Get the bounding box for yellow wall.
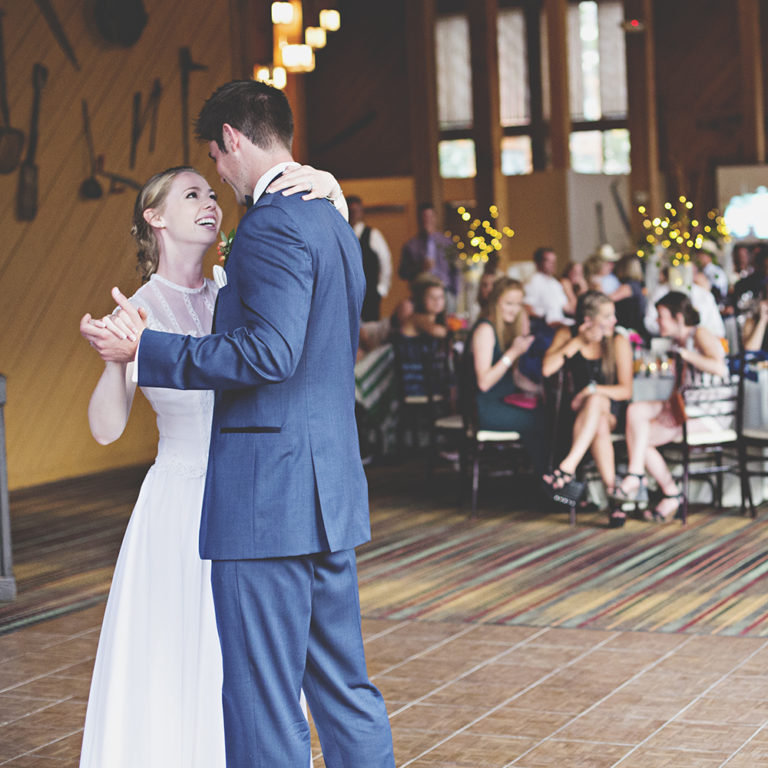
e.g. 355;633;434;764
2;0;238;488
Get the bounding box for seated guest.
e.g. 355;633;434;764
524;246;570;326
645;266;726;339
394;276;448;398
743;296;768;352
728;242;754;290
400;275;448;339
560;260;588;317
590;245;621;295
469;277;547;471
733;245;768;309
610;254;647;338
541;292;632;519
470;267;500;324
523;247;573;385
613;292;727;522
695;245;728;304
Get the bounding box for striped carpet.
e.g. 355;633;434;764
2;463;768;637
359;467;768;636
0;466;148;634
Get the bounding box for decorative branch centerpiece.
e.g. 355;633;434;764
636;195;730;292
446;203;516;316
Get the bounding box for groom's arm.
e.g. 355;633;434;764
139;206;313;391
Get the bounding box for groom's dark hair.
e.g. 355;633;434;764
195;80;294;153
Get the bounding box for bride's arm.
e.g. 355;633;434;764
267;165;348;221
87;362;138;445
80;312;139;444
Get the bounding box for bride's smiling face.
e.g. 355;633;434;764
147;171;222;249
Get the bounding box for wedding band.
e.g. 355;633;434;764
307;183;313;193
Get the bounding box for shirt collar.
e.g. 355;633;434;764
251;161;300;204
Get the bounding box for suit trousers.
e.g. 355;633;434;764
211;550;394;768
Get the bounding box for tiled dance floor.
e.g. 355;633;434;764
2;605;768;766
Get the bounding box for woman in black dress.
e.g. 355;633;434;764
541;291;633;521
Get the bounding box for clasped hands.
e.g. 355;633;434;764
80;287;147;363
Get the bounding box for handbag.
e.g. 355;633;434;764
503;392;539;410
667;388;687;425
667;357;687;425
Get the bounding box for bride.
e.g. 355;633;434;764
78;163;346;767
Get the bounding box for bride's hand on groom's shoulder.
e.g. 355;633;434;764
79;288;147;363
267;165;342;204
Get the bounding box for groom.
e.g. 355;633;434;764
97;80;394;767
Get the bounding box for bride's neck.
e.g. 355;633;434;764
155;245;206;289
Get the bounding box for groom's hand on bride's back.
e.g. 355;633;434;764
79;287;147;363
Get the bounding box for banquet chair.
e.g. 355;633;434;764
659;353;744;524
736;349;768;518
458;345;528;518
391;334;453;468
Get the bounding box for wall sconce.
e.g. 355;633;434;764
305;26;326;49
271;2;294;25
319;9;340;32
254;64;287;90
280;43;314;73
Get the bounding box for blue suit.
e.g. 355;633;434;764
138;184;394;767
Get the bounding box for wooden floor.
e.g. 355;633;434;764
2;465;768;766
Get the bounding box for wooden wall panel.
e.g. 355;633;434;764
1;0;241;489
654;0;744;207
304;0;412;179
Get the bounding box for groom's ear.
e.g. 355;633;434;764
222;123;239;153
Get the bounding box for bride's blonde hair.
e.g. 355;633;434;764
131;166;198;282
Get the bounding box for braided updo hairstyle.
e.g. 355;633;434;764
131;166;198;282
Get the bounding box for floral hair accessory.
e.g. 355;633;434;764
217;228;236;264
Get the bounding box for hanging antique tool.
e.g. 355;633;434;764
79;100;103;199
179;47;207;164
98;167;142;192
94;0;148;48
130;78;162;169
0;11;24;173
17;63;48;222
33;0;80;71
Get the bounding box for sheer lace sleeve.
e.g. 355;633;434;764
129;275;218;337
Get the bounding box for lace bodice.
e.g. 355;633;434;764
130;274;218;477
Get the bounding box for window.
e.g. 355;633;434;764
436;15;472;130
568;1;627;121
568;0;629;172
501;136;533;176
498;8;529;127
439;139;476;178
570;128;630;174
434;1;629;177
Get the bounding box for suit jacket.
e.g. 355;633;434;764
137;189;371;560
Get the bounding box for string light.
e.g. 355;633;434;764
636;197;730;263
448;204;515;267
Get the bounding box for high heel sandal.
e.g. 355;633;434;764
608;508;627;528
609;473;649;509
542;467;585;508
542;466;572;490
645;491;684;523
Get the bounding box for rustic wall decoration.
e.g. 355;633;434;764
0;11;24;174
130;78;162;169
16;63;47;222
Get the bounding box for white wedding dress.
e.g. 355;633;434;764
79;274;225;767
